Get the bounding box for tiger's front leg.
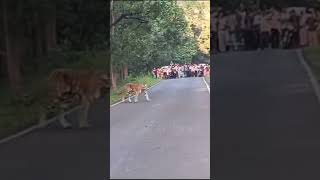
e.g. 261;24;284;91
134;92;139;103
145;91;151;101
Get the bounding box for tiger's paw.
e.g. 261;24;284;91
62;123;72;129
79;122;92;129
63;125;73;129
79;124;92;129
59;118;72;129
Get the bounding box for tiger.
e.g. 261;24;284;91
117;83;151;103
39;68;110;129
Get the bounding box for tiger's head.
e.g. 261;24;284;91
93;71;111;99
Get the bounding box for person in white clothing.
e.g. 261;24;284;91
218;11;228;52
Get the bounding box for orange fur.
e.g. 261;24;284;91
42;68;110;128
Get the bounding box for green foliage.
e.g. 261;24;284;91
178;1;210;55
55;0;108;50
111;0;199;75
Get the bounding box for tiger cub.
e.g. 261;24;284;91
118;83;151;103
39;68;110;129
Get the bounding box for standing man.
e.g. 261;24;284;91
253;9;263;49
236;4;247;50
270;7;281;49
218;11;228;53
306;8;319;47
227;10;237;51
152;68;157;78
260;10;271;50
289;10;300;48
212;8;219;53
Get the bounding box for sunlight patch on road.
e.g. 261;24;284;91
193;88;208;92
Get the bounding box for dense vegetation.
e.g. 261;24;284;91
0;0;108;98
0;0;107;139
110;0;210;89
0;0;210;138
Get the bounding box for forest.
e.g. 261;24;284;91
0;0;210;138
110;0;210;89
0;0;107;138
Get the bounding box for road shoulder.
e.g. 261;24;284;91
297;49;320;105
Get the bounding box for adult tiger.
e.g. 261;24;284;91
39;68;110;129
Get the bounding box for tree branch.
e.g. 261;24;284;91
111;13;148;27
124;16;148;23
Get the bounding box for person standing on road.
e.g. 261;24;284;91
218;11;228;52
280;8;291;49
260;10;271;50
212;8;219;53
289;10;300;48
306;8;319;47
152;68;157;79
253;9;262;50
227;10;237;51
237;4;247;50
270;7;281;49
299;9;310;47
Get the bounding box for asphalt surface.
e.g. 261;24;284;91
110;77;210;179
213;49;320;180
0;99;109;180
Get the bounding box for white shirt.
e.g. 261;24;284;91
253;14;262;26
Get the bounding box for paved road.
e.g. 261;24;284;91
0;99;109;180
110;77;210;179
213;49;320;180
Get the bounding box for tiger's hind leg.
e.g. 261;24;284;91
58;113;72;129
78;99;91;128
145;91;151;101
128;95;132;103
38;102;72;129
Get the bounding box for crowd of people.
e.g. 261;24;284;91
212;4;320;53
152;62;210;79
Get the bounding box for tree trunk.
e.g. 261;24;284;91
3;0;22;97
52;7;57;48
118;67;123;80
111;64;117;89
33;12;44;57
44;3;57;52
110;0;117;89
123;64;128;78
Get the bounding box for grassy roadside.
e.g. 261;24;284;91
303;47;320;81
0;51;108;140
110;74;161;105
